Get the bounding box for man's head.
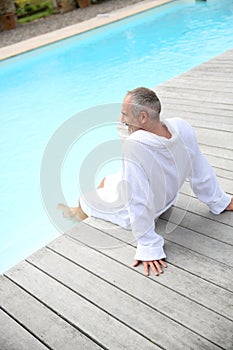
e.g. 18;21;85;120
121;87;161;134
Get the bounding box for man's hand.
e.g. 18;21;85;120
225;197;233;211
133;259;167;276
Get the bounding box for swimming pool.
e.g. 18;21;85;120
0;0;233;274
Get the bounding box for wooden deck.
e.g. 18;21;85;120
1;49;233;350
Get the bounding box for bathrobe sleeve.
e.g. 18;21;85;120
122;156;166;261
185;124;231;214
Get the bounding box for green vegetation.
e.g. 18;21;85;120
13;0;107;24
14;0;54;23
15;0;48;8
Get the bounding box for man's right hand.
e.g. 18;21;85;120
225;197;233;211
133;259;167;276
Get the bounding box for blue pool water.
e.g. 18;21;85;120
0;0;233;273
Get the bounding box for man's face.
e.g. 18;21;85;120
120;95;141;135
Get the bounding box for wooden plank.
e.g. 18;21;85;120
212;167;233;181
201;58;233;63
203;154;233;172
159;95;233;112
85;217;233;292
161;206;233;245
164;111;233;127
176;191;233;225
156;88;233;105
179;173;233;200
192;128;233;150
180;181;232;211
0;308;48;350
156;220;233;267
177;69;233;80
190;60;233;70
212;54;233;60
179;58;233;65
54;226;233;348
158;84;233;95
163;105;233;120
46;232;233;322
181;176;232;199
204;59;233;64
191;66;233;74
161;96;233;114
187;116;233;128
0;276;101;350
180;168;232;198
180;72;233;83
181;118;233;133
159;78;233;91
27;247;221;350
213;50;233;59
199;144;233;161
212;177;232;194
4;261;160;350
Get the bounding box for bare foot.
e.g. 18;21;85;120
57;203;88;221
225;197;233;211
57;203;77;219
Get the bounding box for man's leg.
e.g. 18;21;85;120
57;178;106;221
57;203;88;221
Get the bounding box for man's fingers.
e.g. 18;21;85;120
133;259;167;276
143;261;159;277
133;260;140;267
149;262;159;276
150;260;167;276
142;261;149;276
158;260;167;268
153;261;163;274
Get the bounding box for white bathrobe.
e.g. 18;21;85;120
80;117;231;261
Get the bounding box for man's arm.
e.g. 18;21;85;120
122;155;167;276
183;122;232;213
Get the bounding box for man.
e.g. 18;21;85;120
59;87;233;276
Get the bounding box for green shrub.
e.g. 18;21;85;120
16;1;53;19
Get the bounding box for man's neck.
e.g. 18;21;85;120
144;121;172;139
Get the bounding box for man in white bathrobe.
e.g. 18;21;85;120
59;87;233;276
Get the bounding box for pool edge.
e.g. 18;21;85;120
0;0;173;61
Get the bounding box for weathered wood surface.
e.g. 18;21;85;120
1;49;233;349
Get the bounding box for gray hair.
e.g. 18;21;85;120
127;87;161;120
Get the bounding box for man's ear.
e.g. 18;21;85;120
140;111;149;124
